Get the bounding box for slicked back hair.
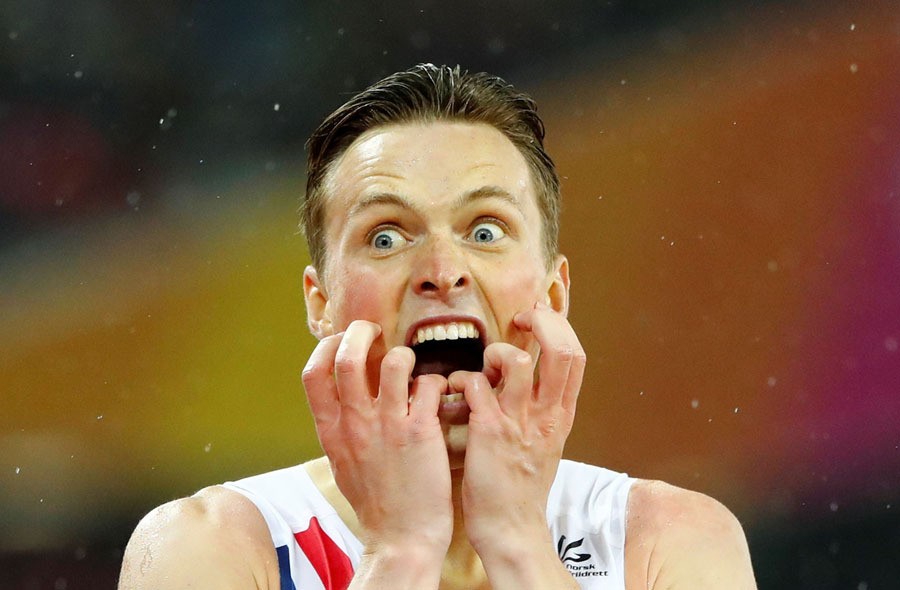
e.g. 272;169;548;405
301;63;561;273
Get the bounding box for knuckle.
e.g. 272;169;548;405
513;352;533;367
381;354;408;374
334;356;364;375
550;344;575;362
573;350;587;367
301;362;328;384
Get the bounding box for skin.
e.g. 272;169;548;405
118;121;757;589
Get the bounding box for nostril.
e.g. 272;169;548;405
416;275;467;294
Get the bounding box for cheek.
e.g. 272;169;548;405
494;266;547;347
496;266;545;308
329;264;401;327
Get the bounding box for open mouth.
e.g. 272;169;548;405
409;321;485;378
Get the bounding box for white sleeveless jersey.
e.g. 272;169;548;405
223;459;633;590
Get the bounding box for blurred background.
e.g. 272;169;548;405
1;0;898;588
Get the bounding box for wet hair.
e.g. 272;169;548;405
301;63;560;272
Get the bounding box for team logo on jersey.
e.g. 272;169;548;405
557;535;609;578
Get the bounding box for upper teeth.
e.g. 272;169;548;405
412;321;479;346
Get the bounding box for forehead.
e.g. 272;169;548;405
322;121;537;217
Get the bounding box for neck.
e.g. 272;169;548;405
304;458;489;590
440;469;488;590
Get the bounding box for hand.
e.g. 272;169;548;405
449;303;585;557
302;320;454;555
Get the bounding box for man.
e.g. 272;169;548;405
119;64;757;589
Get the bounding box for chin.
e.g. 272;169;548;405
444;423;468;469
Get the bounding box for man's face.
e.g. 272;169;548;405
304;121;568;459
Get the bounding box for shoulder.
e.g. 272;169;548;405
118;486;280;589
624;479;757;590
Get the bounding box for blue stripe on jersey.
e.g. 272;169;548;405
275;544;297;590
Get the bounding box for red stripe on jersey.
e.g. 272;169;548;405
293;517;353;590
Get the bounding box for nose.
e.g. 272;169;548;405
412;236;471;299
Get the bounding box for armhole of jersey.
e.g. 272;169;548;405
612;473;635;556
222;468;363;589
221;480;295;543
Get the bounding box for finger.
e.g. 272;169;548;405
377;346;416;416
334;320;382;406
301;333;345;426
483;342;533;416
448;370;496;416
408;374;447;420
515;303;585;411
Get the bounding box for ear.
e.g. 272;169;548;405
546;255;570;316
303;265;333;339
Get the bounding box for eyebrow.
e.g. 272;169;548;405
349;185;527;218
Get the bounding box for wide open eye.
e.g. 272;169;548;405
469;221;506;243
370;228;407;250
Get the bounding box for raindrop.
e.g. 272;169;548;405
73;70;83;79
96;415;103;420
204;443;212;453
126;191;141;208
167;108;178;118
54;577;68;590
9;31;19;40
733;407;740;414
850;63;859;73
884;336;898;352
691;399;699;409
767;260;779;272
273;103;280;111
858;583;868;590
850;23;856;31
15;467;20;474
830;501;839;512
767;376;777;387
